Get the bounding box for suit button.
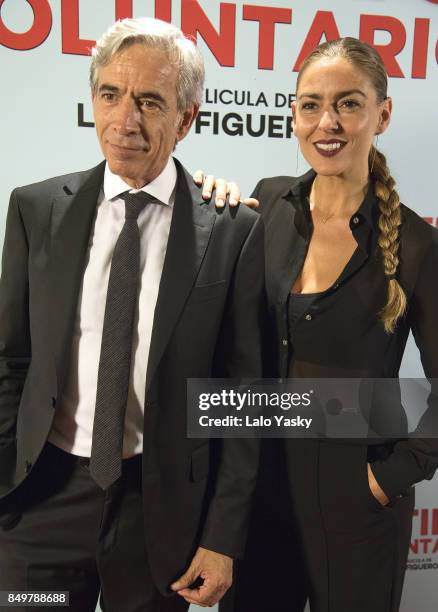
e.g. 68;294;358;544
282;339;288;346
25;460;32;474
305;314;313;321
352;216;360;225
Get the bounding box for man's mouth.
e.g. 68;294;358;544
108;143;146;158
110;143;143;152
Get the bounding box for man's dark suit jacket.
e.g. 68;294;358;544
0;158;265;594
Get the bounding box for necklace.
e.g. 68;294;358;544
309;198;335;224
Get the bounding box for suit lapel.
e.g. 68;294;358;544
145;159;216;391
49;162;105;392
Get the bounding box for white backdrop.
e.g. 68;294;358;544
1;1;437;610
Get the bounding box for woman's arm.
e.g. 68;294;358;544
371;230;438;499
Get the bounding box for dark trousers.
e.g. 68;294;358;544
221;440;414;612
0;442;189;612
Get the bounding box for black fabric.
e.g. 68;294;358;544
90;191;154;490
252;171;438;497
0;441;189;612
287;291;321;334
283;441;414;612
0;159;265;594
221;172;437;612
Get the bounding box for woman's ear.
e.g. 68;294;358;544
376;96;392;135
291;101;297;130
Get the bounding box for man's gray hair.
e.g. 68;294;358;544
90;18;205;112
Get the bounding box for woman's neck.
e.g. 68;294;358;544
310;173;369;220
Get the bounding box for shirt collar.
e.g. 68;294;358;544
286;169;377;231
103;156;177;206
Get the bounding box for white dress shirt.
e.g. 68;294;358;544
49;157;177;457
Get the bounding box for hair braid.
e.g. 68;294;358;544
370;146;407;333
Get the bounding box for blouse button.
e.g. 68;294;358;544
305;314;313;321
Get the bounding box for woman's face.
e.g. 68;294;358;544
292;57;392;179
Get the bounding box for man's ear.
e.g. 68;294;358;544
176;105;199;142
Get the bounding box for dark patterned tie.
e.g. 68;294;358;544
90;191;154;490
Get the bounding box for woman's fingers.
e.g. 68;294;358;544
192;171;255;208
241;197;260;209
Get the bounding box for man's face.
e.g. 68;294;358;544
92;43;198;188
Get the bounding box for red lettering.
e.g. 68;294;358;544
409;540;418;554
293;11;341;72
412;18;429;78
155;0;172;22
425;217;438;228
61;0;95;56
0;0;52;50
359;15;405;78
421;508;428;536
115;0;132;20
419;537;432;553
433;509;438;535
181;1;236;67
242;5;292;70
434;538;438;554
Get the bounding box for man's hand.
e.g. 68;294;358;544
193;170;259;209
170;546;233;607
367;463;390;506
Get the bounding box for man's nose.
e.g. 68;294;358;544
113;98;141;134
318;108;340;131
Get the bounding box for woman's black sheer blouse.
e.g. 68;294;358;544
252;169;438;500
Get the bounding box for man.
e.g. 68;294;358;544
0;18;264;612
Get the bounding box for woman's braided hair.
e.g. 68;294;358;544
297;37;406;333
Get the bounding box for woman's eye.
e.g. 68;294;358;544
338;99;360;111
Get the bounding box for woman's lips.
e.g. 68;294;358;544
313;140;347;158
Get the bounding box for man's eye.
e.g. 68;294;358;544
101;93;115;102
140;99;160;110
301;102;318;111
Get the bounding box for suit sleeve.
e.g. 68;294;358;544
199;213;266;558
0;189;31;449
371;232;438;499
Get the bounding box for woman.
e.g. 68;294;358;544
198;37;438;612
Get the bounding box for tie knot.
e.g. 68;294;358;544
120;191;154;220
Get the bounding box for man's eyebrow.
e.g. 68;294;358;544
97;84;120;94
136;91;166;104
297;93;322;101
298;89;366;101
97;85;166;105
